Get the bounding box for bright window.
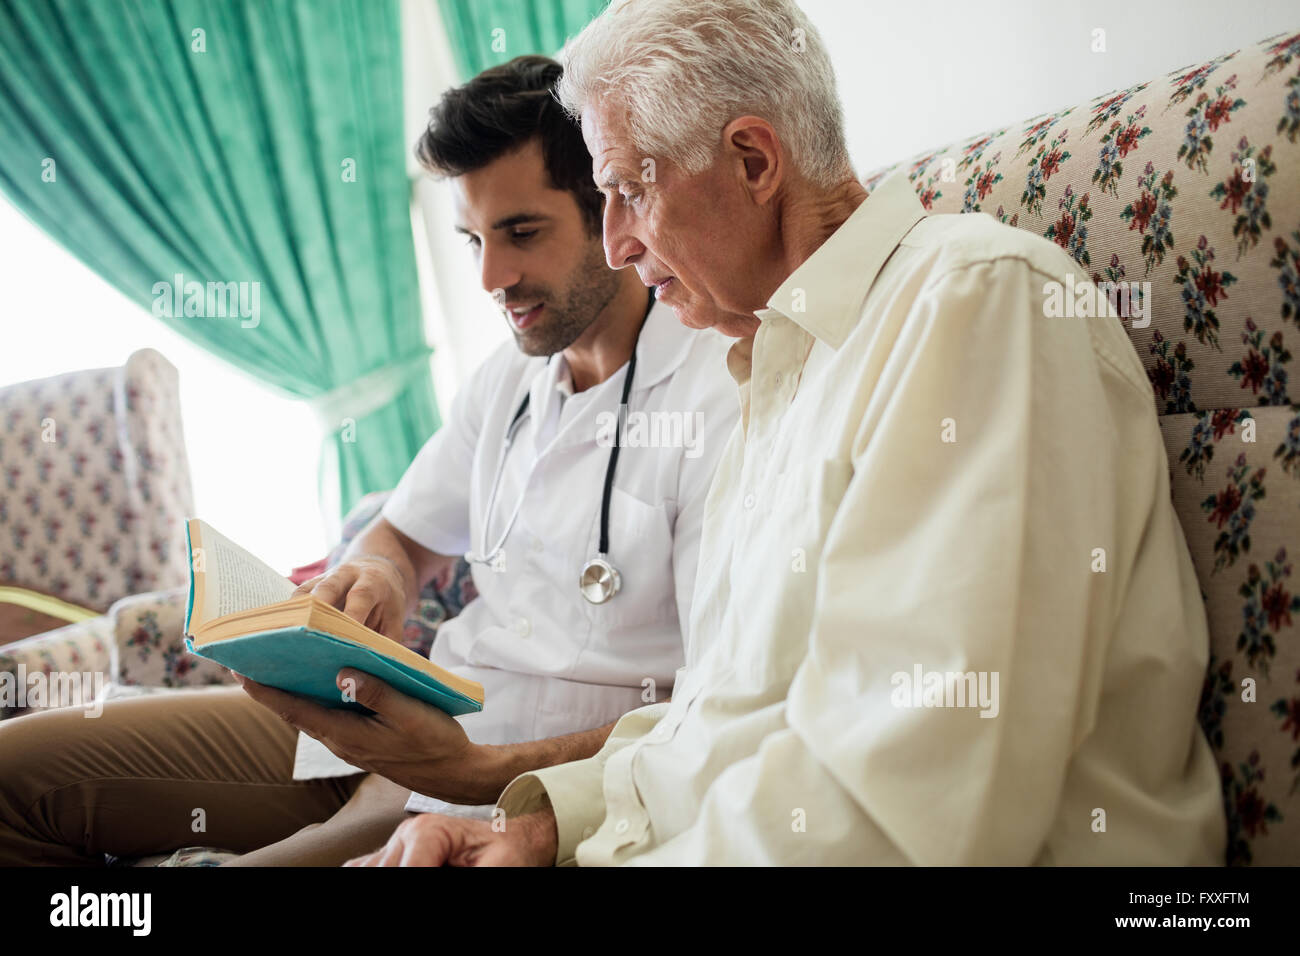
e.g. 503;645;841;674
0;197;328;574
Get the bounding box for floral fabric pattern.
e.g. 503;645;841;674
0;349;193;614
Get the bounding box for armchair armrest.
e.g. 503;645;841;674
0;617;114;719
110;588;232;689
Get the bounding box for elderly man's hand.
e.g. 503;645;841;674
234;667;501;804
344;808;558;867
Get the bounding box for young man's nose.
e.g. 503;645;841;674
479;244;522;296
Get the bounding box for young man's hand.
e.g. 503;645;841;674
234;667;500;802
343;808;558;867
295;554;408;642
236;665;620;804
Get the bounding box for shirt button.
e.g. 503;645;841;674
614;818;630;834
515;617;531;637
773;373;782;387
531;536;543;553
743;493;756;509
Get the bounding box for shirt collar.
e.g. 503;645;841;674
548;354;575;399
757;170;927;350
527;353;573;448
631;298;695;393
523;297;692;444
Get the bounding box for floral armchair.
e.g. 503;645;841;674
0;348;475;721
0;348;194;713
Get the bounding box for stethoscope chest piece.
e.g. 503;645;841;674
474;290;653;605
579;556;622;604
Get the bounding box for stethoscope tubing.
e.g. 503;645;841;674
470;296;652;589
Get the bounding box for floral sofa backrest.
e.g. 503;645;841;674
863;30;1300;865
0;348;194;615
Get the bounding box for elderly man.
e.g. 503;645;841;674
349;0;1225;866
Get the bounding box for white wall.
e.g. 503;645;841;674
798;0;1300;176
403;0;509;409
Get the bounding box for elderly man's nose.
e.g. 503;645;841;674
603;203;644;269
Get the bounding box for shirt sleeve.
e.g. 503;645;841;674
497;702;670;865
624;256;1169;865
381;348;505;556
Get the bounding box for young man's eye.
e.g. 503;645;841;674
511;229;538;242
464;234;481;249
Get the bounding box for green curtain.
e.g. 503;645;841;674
0;0;438;520
436;0;608;78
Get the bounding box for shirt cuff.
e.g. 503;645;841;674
379;496;468;559
497;757;609;867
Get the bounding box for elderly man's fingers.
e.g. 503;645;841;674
375;830;412;867
396;816;459;867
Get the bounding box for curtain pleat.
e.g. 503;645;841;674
434;0;608;79
0;0;440;519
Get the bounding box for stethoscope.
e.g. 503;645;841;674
466;308;647;604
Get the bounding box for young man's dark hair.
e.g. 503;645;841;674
416;55;602;236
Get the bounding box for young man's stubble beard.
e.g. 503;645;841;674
510;233;625;357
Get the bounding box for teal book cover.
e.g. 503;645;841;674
184;628;483;716
183;520;483;716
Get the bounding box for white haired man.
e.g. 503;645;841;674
348;0;1226;866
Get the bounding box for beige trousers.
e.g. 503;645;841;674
0;687;411;866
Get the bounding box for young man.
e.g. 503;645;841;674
0;55;736;866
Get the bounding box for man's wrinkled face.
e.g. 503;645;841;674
584;100;753;333
452;137;620;356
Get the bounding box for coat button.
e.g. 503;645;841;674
614;818;630;834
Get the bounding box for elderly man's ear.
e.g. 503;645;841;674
722;115;784;204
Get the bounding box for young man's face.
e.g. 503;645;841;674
451;137;621;356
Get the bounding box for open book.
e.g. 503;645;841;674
183;518;484;716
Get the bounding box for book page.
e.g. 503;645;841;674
192;519;297;625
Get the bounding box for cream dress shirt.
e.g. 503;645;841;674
497;171;1226;865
